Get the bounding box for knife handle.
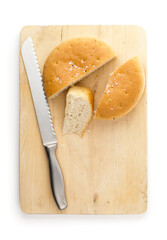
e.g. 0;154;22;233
45;144;67;210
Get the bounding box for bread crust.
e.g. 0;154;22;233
43;38;116;99
94;57;145;120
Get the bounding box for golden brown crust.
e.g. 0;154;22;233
94;57;145;120
43;38;116;98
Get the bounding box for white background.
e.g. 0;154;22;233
1;0;167;239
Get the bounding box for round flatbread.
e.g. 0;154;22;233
43;38;116;99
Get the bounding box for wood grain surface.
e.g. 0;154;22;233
20;25;147;214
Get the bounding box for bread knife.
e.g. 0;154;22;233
21;37;67;210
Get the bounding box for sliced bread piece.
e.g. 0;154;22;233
43;38;116;99
94;57;145;120
63;86;93;136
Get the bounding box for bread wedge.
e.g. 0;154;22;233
63;86;93;136
94;57;145;120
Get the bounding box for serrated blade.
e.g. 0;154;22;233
21;37;57;146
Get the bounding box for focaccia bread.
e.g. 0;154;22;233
43;38;116;99
94;57;145;120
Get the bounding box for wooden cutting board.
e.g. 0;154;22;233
20;25;147;214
